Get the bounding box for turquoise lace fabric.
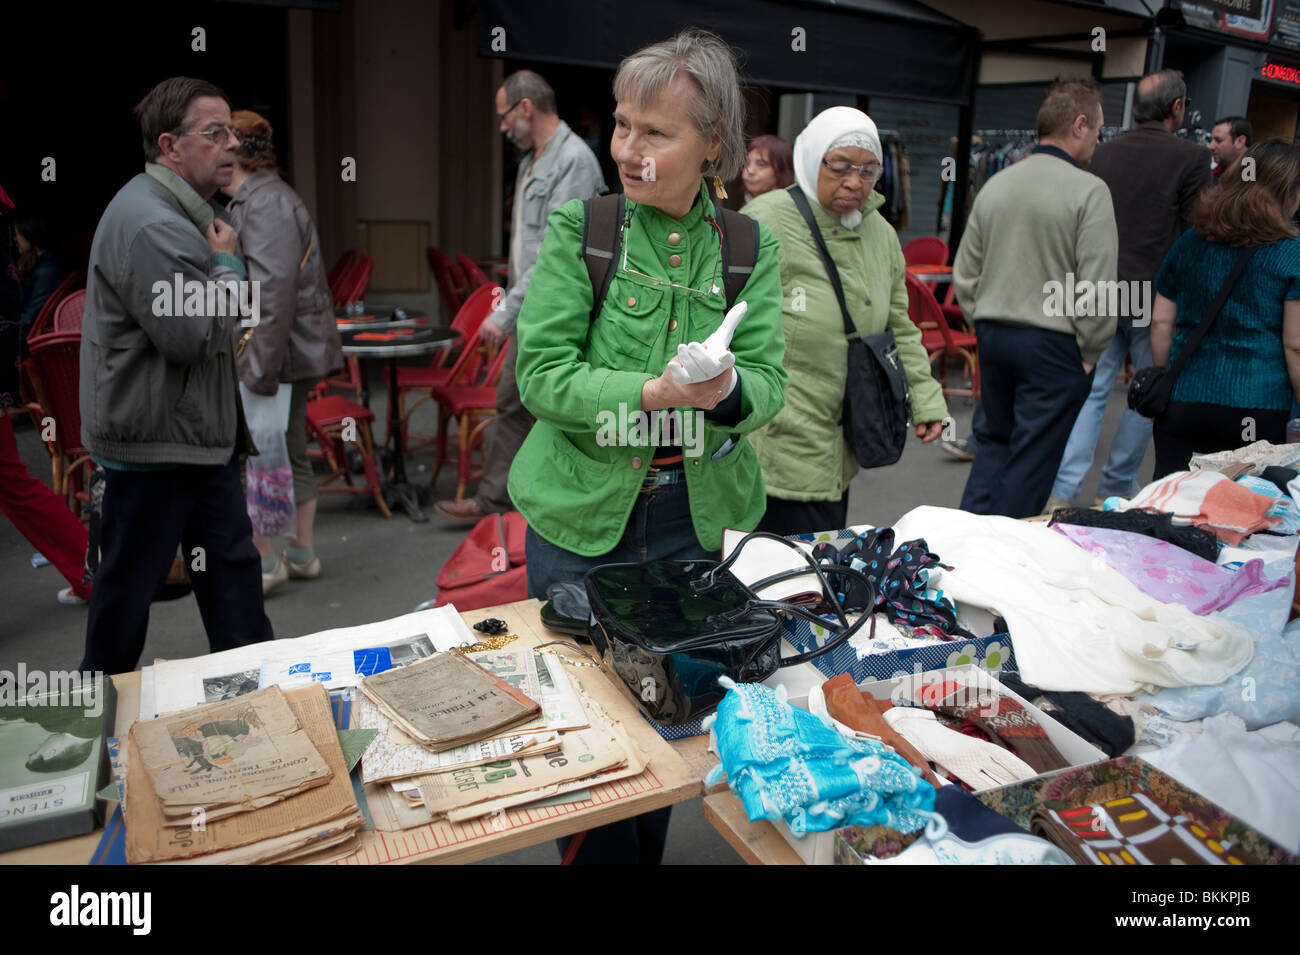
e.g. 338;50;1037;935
704;678;944;837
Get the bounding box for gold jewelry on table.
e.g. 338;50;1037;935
454;632;518;654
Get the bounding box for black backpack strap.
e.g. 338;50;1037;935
582;193;625;323
715;203;758;309
787;184;857;338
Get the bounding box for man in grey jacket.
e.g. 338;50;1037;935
79;76;273;675
435;70;604;523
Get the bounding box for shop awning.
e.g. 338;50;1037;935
476;0;978;105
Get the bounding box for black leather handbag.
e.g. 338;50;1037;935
584;531;876;725
1128;245;1257;419
788;185;910;468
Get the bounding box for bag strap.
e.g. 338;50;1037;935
697;530;876;666
715;204;758;307
1166;244;1258;382
788;184;857;339
582;193;625;323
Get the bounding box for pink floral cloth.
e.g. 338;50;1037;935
1052;524;1286;614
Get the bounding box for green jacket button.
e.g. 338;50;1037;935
630;456;643;469
668;254;682;268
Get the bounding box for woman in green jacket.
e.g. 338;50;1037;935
742;107;948;535
508;30;786;595
506;28;786;866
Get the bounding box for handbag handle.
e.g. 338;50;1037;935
1165;244;1257;384
787;185;860;339
698;530;877;668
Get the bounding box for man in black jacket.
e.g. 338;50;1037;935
1047;70;1212;510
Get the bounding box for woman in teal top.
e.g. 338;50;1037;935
1150;141;1300;478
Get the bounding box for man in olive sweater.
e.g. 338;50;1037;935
953;76;1118;518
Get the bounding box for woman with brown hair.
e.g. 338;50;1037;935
741;133;793;201
1148;140;1300;478
224;110;343;593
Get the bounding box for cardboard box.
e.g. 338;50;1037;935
771;665;1107;865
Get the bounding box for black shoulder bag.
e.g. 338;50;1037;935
787;185;909;468
1127;245;1257;418
584;531;877;725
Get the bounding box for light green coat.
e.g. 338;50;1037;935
508;182;787;555
741;187;948;501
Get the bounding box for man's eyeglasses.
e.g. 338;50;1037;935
822;158;882;181
497;100;523;123
175;124;240;145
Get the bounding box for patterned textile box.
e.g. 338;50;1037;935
975;755;1296;865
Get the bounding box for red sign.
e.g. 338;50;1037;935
1261;61;1300;83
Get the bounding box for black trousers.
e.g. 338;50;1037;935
758;491;851;537
1153;402;1288;480
960;322;1093;518
81;454;274;674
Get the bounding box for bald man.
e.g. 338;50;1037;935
1046;69;1212;512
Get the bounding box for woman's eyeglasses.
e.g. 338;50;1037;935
822;158;882;181
620;206;723;300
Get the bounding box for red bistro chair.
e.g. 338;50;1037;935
429;340;510;502
905;271;980;399
26;270;83;342
52;288;87;333
327;249;357;297
25;331;93;514
457;253;489;291
427;246;470;321
385;282;499;453
304;394;392;518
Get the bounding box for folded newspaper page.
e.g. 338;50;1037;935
357;695;559;784
130;685;333;823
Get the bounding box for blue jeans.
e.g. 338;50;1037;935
525;475;713;600
1050;319;1154;502
526;474;711;865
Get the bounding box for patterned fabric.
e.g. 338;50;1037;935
704;679;941;837
810;528;973;638
1109;470;1279;546
974;756;1296;865
1031;792;1263;865
933;688;1071;774
1235;474;1300;535
1052;523;1286;614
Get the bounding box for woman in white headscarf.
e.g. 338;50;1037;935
741;107;949;535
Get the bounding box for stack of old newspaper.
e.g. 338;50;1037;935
123;683;364;864
358;648;647;829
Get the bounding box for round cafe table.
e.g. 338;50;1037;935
340;324;459;522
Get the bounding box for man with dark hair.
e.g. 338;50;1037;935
435;69;603;524
1210;116;1252;178
953;76;1118;518
1046;70;1212;512
79;76;273;674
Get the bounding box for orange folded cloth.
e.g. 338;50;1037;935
822;673;942;787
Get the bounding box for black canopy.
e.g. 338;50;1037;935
477;0;977;106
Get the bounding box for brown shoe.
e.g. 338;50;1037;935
435;498;487;524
